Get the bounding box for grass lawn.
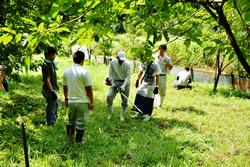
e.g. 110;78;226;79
0;57;249;166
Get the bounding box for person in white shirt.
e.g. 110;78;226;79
174;67;192;90
63;51;94;144
154;44;173;107
132;59;160;121
106;52;131;121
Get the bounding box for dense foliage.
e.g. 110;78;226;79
0;0;249;76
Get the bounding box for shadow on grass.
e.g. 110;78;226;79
0;74;208;166
153;118;198;131
170;106;206;115
1;91;44;120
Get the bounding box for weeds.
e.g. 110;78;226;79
0;58;249;166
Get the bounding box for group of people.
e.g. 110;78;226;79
41;44;192;144
106;44;173;122
42;47;93;144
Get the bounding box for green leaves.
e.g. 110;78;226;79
49;3;60;18
203;46;217;56
237;0;250;21
0;34;13;45
37;23;45;32
184;39;191;48
24;55;31;74
21;17;36;26
0;27;16;45
0;27;16;35
59;0;68;5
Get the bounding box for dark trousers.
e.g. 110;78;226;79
2;79;8;92
134;94;154;115
42;89;58;125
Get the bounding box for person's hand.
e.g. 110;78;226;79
135;80;139;88
118;84;126;92
111;83;117;90
105;77;112;86
51;90;58;100
153;87;158;94
89;103;94;110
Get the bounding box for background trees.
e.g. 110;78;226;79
0;0;249;77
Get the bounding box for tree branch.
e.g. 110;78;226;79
163;7;204;31
221;58;236;72
233;0;250;48
167;26;195;44
200;2;219;22
47;0;106;32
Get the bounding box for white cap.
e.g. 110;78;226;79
117;52;126;61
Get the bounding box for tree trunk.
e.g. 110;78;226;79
87;46;91;63
216;8;250;75
213;49;222;92
213;71;221;92
230;72;235;89
104;55;107;65
202;3;250;75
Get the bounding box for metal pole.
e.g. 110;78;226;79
119;91;144;114
22;123;29;167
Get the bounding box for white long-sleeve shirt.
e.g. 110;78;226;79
153;54;172;74
109;60;131;86
177;70;191;86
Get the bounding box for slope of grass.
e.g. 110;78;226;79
0;57;249;166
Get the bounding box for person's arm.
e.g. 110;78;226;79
42;64;54;92
137;71;143;81
63;85;68;107
108;62;114;85
155;75;160;86
85;86;94;110
163;58;173;70
188;73;192;83
166;63;173;70
44;77;54;92
123;63;131;86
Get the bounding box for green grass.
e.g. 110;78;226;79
0;57;249;166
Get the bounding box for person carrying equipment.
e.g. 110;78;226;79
106;52;131;121
132;57;160;121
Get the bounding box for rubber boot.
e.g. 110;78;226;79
75;129;85;145
107;105;112;120
66;125;75;143
120;109;125;122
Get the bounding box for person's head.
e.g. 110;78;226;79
73;51;85;65
45;46;57;61
185;67;190;71
158;44;167;56
116;51;126;65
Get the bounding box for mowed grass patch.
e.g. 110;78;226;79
0;57;249;166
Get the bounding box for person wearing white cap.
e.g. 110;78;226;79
106;51;131;121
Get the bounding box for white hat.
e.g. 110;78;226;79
117;52;126;61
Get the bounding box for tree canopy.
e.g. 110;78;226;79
0;0;249;75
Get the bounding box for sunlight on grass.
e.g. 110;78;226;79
0;57;249;166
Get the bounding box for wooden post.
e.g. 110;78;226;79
22;123;29;167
